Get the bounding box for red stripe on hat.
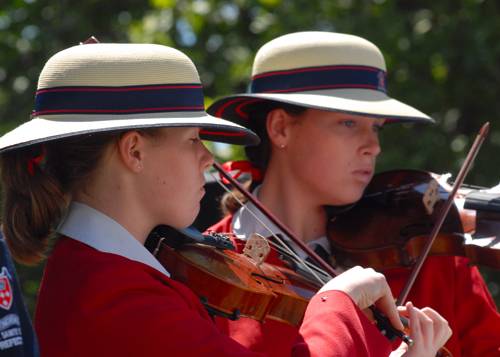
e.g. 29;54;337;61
33;106;204;115
264;83;378;93
36;84;202;94
214;98;247;118
200;130;246;137
234;99;264;120
252;65;380;80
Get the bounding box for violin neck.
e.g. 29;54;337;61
464;191;500;213
462;191;500;237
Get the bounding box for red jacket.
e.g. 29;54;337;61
35;237;392;356
209;214;500;357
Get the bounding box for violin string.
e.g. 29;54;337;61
209;171;330;285
363;183;413;198
364;181;434;198
238;235;331;284
366;179;455;199
263;238;332;281
209;173;330;285
210;171;330;285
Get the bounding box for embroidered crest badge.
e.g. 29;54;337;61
0;267;13;310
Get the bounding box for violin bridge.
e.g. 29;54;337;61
423;179;440;215
243;233;271;266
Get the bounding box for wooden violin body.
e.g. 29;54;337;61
149;227;318;327
327;169;500;271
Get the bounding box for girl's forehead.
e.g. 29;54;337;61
162;126;200;136
306;109;386;123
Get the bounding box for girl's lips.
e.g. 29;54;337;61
352;169;373;183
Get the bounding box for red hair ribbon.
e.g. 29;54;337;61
220;160;263;185
27;150;46;176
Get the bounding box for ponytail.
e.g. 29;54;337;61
0;129;145;264
0;145;66;264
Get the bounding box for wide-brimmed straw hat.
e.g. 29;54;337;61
208;32;434;127
0;42;259;153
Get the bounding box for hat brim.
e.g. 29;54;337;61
0;111;260;153
207;89;434;127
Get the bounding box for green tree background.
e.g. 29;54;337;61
0;0;499;314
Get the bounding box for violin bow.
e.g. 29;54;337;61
396;122;490;306
213;161;338;278
213;161;414;346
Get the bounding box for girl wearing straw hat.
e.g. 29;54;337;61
208;31;499;356
0;41;417;356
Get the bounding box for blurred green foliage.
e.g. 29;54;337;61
0;0;499;315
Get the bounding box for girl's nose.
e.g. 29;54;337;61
200;143;214;171
361;131;381;157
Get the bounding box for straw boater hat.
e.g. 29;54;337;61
208;31;434;126
0;42;259;153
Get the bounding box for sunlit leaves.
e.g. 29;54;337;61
430;54;448;83
150;0;175;9
257;0;281;8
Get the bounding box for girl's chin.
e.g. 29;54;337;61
167;206;200;229
327;192;364;206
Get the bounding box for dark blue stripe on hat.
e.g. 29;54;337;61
33;84;205;116
250;65;387;94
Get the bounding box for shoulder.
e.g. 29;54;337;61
35;239;230;356
39;237;200;311
46;237;157;284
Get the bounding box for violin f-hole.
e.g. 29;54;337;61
251;272;285;285
200;296;241;321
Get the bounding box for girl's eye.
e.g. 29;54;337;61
373;124;384;133
341;120;356;128
190;137;201;143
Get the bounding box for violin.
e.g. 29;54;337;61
144;163;415;346
326;169;500;271
210;161;415;345
146;225;319;327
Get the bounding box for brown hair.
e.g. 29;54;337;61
221;101;307;215
0;128;160;265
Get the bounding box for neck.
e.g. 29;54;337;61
258;164;327;244
73;165;152;245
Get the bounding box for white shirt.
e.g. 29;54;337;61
231;186;332;261
57;201;170;277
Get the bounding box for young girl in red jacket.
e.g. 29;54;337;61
208;31;499;356
0;40;440;357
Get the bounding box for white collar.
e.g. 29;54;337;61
57;202;170;277
231;186;331;260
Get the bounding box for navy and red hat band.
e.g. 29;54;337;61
250;65;387;94
33;84;205;116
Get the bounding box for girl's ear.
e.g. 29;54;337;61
116;131;145;173
265;108;294;148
